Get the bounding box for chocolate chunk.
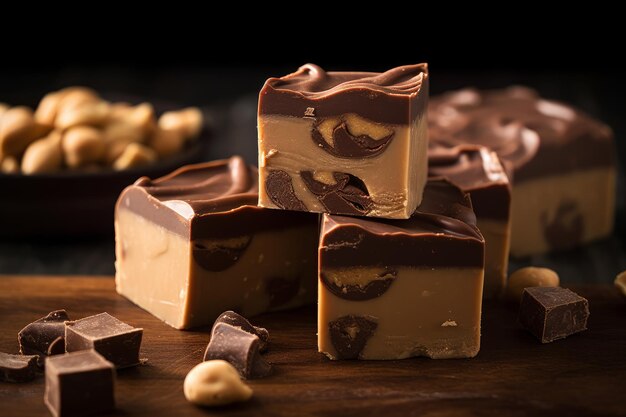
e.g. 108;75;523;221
214;311;269;352
265;169;306;211
65;313;143;368
192;235;252;271
301;171;372;215
542;200;584;251
203;322;271;379
45;350;115;417
321;269;397;301
518;287;590;343
18;309;69;366
328;315;378;359
0;352;39;383
311;121;394;158
265;276;300;309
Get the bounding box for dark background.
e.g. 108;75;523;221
1;35;624;281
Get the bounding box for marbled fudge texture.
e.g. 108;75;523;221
318;179;485;360
429;87;615;257
429;145;511;298
115;156;318;329
258;63;429;219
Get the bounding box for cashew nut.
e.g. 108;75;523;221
0;106;44;157
112;143;157;170
148;127;185;158
0;102;8;118
21;131;63;174
1;156;19;173
62;126;105;168
158;107;203;140
506;267;560;302
183;360;253;407
55;101;110;130
35;87;99;126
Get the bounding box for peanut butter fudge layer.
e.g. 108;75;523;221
429;145;511;298
318;179;485;360
429;87;615;256
258;63;429;219
115;156;318;329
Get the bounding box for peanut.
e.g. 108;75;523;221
21;131;63;174
183;360;252;407
62;126;105;168
615;270;626;298
506;267;560;302
158;107;203;140
112;143;157;170
1;156;19;173
0;106;39;156
148;127;185;158
55;101;110;130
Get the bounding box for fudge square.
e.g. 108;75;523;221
429;87;615;256
115;156;318;329
429;145;511;298
318;179;485;360
45;350;115;417
258;63;429;219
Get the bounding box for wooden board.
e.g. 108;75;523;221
0;276;624;417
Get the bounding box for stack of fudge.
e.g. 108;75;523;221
115;64;615;361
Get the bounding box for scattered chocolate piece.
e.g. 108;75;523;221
203;322;271;379
18;310;69;366
214;311;269;352
518;287;589;343
44;350;115;417
0;351;39;383
65;313;143;368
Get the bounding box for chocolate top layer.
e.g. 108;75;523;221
429;145;511;220
429;87;614;182
117;156;314;238
259;63;428;125
320;179;484;268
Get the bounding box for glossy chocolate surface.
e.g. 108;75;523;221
320;179;484;268
429;87;614;182
259;63;428;125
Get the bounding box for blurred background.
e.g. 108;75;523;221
1;35;624;281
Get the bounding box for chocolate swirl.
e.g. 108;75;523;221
259;63;429;125
320;179;484;269
117;156;314;239
429;87;614;183
300;171;372;216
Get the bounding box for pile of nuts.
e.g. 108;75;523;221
0;87;203;174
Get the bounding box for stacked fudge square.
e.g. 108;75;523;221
115;63;615;361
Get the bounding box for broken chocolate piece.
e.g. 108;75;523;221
328;315;378;360
203;322;271;379
301;171;372;215
65;313;143;368
265;169;307;211
214;311;269;352
45;350;115;417
518;287;590;343
18;309;69;366
0;352;39;383
311;120;394;158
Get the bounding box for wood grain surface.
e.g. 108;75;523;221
0;276;624;417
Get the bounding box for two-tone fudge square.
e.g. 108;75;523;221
318;179;485;360
429;145;511;298
115;156;318;329
258;63;429;219
429;87;615;256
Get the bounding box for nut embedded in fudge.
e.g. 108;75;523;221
318;179;485;360
258;63;429;219
115;156;318;329
429;87;615;256
44;350;115;417
428;145;511;298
